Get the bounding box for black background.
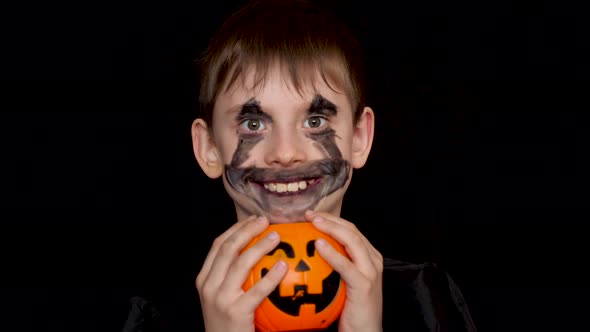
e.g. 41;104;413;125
1;0;589;331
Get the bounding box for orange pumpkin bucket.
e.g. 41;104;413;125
242;222;348;332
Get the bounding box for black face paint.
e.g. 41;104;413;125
224;95;350;222
230;99;271;166
309;94;338;117
236;98;273;124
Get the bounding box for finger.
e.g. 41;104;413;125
223;230;281;293
310;214;377;274
305;210;375;249
238;259;288;311
310;211;384;275
305;210;354;229
199;215;257;279
305;211;383;275
314;238;366;288
370;245;384;268
203;216;269;290
306;210;377;255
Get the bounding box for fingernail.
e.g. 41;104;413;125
267;231;279;240
274;260;287;272
313;216;324;223
254;216;266;224
316;238;328;247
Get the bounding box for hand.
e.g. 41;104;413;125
304;210;384;332
195;215;288;332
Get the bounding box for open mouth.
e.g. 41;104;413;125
255;178;321;196
262;269;342;315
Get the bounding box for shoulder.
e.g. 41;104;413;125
121;290;202;332
381;257;477;332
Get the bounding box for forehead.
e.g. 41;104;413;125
214;63;352;113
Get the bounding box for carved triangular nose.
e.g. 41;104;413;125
295;259;310;272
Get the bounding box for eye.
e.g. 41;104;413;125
268;242;295;258
303;116;327;129
306;240;316;257
240;118;266;132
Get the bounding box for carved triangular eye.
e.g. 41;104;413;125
306;240;316;257
267;241;295;258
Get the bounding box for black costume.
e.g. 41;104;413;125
121;257;476;332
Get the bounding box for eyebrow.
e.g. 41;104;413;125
234;95;337;123
235;98;273;123
309;95;338;116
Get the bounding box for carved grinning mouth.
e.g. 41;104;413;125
261;269;342;316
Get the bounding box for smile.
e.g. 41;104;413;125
257;178;320;195
265;269;342;315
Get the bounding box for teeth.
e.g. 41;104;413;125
287;182;298;192
276;183;287;193
264;180;311;193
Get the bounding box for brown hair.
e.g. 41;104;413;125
197;0;367;127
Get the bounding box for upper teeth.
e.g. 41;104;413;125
264;180;312;193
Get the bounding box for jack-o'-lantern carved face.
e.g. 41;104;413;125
242;222;348;332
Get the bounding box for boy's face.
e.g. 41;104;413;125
196;65;373;224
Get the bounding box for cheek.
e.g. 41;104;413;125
336;140;352;159
212;129;238;165
334;130;354;159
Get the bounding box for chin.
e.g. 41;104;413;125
265;213;305;224
229;182;344;224
263;206;309;224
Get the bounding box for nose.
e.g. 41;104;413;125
264;128;306;167
295;259;310;272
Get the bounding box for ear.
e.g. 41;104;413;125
191;118;223;179
351;106;375;169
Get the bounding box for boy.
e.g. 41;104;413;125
123;0;476;331
190;0;379;330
